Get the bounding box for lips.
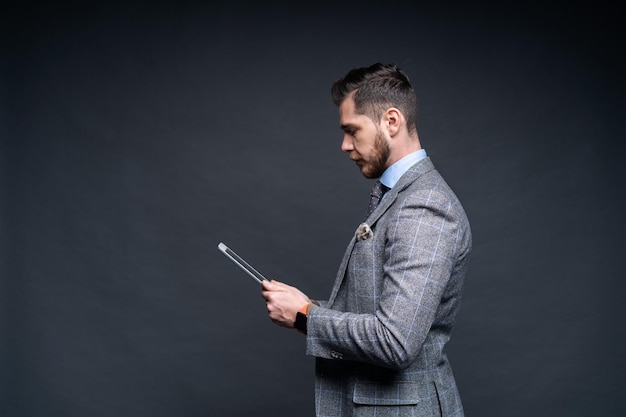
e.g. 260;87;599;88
349;154;364;168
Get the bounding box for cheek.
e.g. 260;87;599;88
352;137;366;150
356;141;374;157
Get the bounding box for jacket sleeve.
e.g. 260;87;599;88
305;188;471;370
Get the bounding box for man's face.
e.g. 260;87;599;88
339;96;390;179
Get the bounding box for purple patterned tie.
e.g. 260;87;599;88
364;180;389;220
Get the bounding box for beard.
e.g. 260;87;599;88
360;130;391;179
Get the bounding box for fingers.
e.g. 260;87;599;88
268;280;291;290
262;279;286;290
261;280;309;329
262;290;295;329
261;282;278;308
261;280;273;302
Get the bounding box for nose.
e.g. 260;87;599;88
341;134;353;152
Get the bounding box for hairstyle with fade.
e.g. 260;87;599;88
331;63;418;135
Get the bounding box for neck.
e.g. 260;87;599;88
387;135;422;166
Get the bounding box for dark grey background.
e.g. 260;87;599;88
1;1;623;416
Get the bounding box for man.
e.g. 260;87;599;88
262;63;472;417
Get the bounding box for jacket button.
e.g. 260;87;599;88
330;351;343;360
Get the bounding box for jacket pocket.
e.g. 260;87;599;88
353;381;420;406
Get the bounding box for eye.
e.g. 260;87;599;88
341;126;358;138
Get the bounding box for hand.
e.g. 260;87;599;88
261;280;312;328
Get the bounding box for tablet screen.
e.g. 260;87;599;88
218;242;268;285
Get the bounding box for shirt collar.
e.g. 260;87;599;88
380;149;427;189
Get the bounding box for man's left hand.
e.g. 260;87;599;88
261;280;312;328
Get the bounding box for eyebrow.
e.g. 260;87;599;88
340;123;357;131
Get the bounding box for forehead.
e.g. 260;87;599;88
339;95;371;128
338;94;356;117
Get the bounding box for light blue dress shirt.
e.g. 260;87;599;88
380;149;427;189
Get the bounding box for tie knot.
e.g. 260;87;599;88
365;181;389;220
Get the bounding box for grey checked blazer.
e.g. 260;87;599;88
306;158;471;417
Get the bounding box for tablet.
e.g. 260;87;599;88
217;242;268;285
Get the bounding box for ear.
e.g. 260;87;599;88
382;107;402;137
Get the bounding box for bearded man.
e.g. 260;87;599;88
262;63;472;417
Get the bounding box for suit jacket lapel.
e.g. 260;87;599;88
367;157;434;225
327;235;356;305
327;157;435;306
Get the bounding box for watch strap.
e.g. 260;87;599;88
294;304;309;334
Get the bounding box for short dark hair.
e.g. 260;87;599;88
331;63;418;135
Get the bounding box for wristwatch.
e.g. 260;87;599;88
294;304;309;334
